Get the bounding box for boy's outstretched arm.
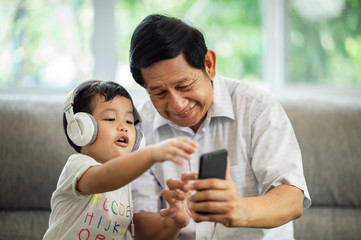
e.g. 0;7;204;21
76;137;198;194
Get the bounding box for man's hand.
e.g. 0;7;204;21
160;172;198;228
188;161;304;228
188;161;246;227
133;172;198;240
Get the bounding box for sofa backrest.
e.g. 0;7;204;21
281;96;361;208
0;94;75;211
1;94;360;211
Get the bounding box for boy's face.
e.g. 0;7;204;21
81;95;136;163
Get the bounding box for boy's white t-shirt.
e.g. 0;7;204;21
43;153;133;240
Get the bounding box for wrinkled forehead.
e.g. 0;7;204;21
141;54;196;87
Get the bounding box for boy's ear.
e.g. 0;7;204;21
205;50;216;79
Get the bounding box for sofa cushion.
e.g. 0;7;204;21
294;207;361;240
0;210;50;239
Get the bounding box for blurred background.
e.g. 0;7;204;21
0;0;360;102
1;3;360;239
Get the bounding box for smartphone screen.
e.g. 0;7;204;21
198;149;227;179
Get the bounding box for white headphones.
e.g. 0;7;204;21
63;82;146;150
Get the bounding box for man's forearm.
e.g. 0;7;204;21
241;184;304;228
134;211;182;240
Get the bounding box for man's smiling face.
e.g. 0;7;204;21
141;53;215;132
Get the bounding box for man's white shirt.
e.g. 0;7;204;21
132;74;311;240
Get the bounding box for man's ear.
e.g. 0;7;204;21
205;50;216;79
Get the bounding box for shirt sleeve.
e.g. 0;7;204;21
57;154;101;199
131;168;164;213
250;98;312;210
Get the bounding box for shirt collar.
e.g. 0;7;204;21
152;74;235;132
209;74;235;120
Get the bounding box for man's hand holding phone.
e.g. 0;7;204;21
160;150;228;223
188;149;245;227
163;149;303;229
161;149;245;228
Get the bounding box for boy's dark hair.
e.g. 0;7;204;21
63;80;137;153
129;14;208;88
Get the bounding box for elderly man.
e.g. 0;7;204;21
129;14;311;240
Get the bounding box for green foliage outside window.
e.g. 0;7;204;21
288;0;361;85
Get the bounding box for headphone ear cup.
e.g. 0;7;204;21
132;126;145;151
67;112;98;146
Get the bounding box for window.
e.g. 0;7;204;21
0;0;93;90
0;0;360;94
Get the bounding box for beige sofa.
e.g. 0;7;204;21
0;92;360;239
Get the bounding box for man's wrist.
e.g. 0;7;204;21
164;215;185;230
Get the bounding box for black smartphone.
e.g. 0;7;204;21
198;149;228;179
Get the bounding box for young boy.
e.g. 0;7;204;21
43;80;198;240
